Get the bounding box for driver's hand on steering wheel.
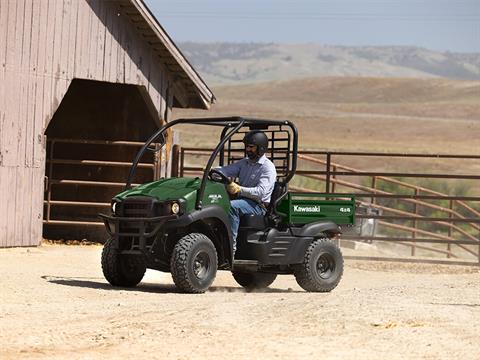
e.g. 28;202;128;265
227;182;241;195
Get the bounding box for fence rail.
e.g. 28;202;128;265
175;147;480;266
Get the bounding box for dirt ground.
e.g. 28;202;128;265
1;244;479;360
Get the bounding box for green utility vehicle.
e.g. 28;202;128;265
100;117;355;293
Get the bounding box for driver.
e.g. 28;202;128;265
216;130;277;255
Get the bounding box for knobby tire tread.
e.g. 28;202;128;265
170;233;217;294
294;238;343;292
101;238;146;287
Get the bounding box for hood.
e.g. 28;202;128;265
115;177;201;202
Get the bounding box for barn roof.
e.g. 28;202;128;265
124;0;215;109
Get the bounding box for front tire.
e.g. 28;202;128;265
101;238;146;287
232;272;277;290
170;233;218;293
294;238;343;292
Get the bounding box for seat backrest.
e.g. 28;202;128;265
266;182;284;212
266;182;287;225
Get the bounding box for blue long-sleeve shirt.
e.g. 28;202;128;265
217;155;277;204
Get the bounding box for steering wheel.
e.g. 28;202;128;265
208;169;230;185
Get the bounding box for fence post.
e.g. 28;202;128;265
153;143;162;179
477;216;480;265
411;187;419;256
171;144;180;177
325;153;331;193
447;199;454;258
180;148;185;177
371;176;377;204
331;165;337;193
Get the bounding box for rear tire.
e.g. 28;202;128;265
232;272;277;290
294;238;343;292
170;233;218;293
101;238;146;287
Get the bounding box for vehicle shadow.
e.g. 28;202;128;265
431;302;480;307
41;275;302;294
41;275;180;293
208;286;302;294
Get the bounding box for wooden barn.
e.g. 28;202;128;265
0;0;214;247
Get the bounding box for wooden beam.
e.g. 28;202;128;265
128;0;214;108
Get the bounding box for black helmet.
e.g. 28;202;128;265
243;130;268;156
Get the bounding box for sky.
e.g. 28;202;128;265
144;0;480;53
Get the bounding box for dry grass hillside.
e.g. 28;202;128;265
179;43;480;84
173;77;480;156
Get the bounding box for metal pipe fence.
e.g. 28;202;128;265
175;147;480;266
43;138;158;227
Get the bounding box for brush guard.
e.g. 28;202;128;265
99;213;178;253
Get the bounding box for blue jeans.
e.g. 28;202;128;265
228;198;266;255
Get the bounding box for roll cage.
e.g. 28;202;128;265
126;116;299;211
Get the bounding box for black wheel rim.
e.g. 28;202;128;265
315;252;335;279
193;251;211;280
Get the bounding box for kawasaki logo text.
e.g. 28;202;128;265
293;205;321;213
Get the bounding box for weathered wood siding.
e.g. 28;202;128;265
0;0;178;247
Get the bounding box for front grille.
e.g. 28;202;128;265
117;197;157;251
119;197;155;218
123;202;150;218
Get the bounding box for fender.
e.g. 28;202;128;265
291;220;341;238
165;205;234;260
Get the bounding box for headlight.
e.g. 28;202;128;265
171;202;180;214
111;201;117;214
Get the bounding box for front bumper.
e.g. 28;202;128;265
99;213;178;251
